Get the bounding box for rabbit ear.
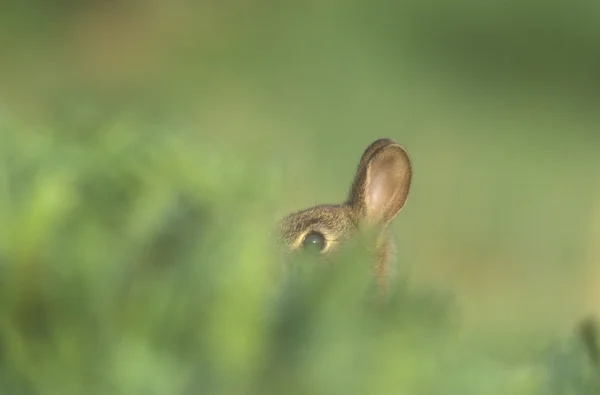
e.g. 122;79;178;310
347;139;412;225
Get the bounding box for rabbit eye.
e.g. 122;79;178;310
302;231;326;253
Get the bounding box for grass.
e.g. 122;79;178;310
1;2;600;394
0;99;598;395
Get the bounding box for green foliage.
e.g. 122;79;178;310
0;113;597;395
2;2;600;394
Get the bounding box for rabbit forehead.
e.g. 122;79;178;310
278;204;356;245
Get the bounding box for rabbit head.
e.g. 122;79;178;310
277;138;413;297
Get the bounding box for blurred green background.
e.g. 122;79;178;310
1;1;600;394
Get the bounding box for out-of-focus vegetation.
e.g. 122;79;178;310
1;1;600;394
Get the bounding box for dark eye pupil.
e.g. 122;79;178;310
302;232;326;252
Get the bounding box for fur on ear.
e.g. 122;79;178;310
347;139;412;225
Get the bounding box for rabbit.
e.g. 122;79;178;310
277;138;413;299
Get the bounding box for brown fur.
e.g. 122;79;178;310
277;138;412;299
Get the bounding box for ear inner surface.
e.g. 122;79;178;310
356;138;398;170
348;140;412;225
